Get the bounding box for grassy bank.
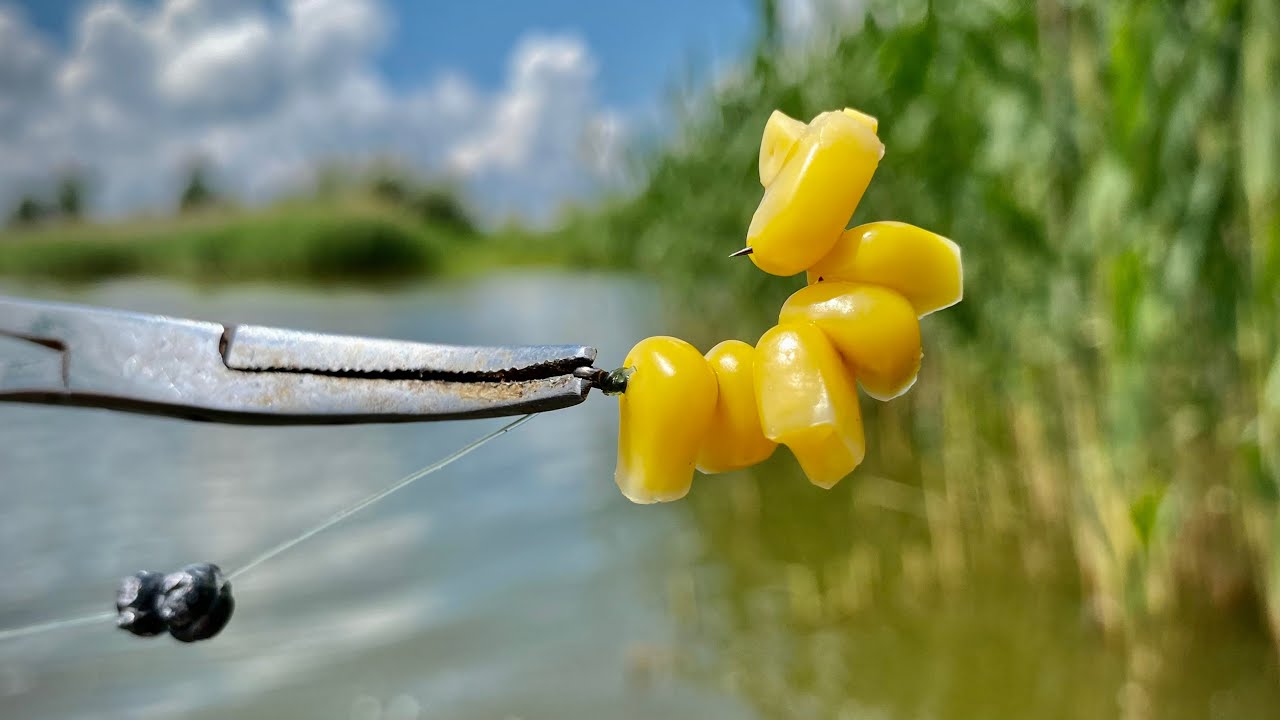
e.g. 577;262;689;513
0;200;453;284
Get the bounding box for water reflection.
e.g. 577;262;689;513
1;274;1278;719
0;274;751;720
671;459;1280;720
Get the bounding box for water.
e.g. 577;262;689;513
1;273;1278;719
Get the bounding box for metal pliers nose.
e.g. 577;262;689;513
0;296;599;424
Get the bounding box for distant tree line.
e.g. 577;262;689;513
178;161;219;214
367;170;475;235
9;172;88;226
316;159;476;235
7;158;474;234
6;160;228;229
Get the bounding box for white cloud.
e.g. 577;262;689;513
776;0;866;43
448;35;626;218
0;0;626;224
0;9;55;139
159;18;280;114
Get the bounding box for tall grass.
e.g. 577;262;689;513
550;0;1280;659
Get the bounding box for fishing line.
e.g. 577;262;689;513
0;611;115;643
0;414;535;643
228;413;532;581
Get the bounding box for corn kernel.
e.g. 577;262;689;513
779;281;922;401
759;110;809;187
754;323;865;488
747;111;884;277
841;107;879;133
807;221;963;316
615;337;718;503
696;340;778;473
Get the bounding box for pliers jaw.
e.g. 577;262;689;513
0;296;597;424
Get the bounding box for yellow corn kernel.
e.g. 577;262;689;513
841;107;878;134
806;221;963;317
754;323;865;488
779;281;922;401
747;110;884;277
615;336;718;503
759;110;809;187
696;340;778;473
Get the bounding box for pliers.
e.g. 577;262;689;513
0;295;601;424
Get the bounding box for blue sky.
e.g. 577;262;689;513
16;0;758;109
0;1;780;223
379;2;757;107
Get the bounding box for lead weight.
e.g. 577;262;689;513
158;563;235;642
115;571;167;637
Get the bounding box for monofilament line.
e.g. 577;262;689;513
227;412;532;579
227;413;534;580
0;414;534;642
0;611;115;643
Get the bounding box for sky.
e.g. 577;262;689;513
0;0;770;223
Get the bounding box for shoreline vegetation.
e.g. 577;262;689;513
0;156;526;284
0;191;619;285
3;0;1279;689
0;200;447;284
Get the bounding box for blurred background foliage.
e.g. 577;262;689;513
533;3;1280;711
2;0;1279;693
563;0;1280;658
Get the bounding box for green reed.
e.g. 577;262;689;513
550;0;1280;658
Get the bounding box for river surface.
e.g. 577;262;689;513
1;272;1277;719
